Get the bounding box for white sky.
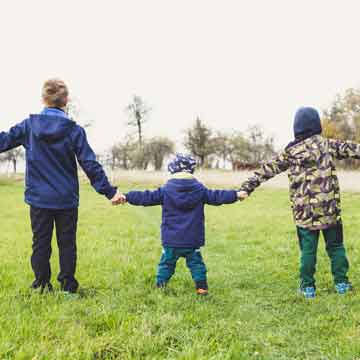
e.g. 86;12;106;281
0;0;359;153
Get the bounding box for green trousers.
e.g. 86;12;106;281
297;222;349;289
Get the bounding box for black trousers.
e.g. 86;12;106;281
30;206;79;292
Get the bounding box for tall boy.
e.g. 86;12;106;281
0;79;124;294
239;107;360;298
125;153;242;295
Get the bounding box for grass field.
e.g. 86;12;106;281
1;179;360;359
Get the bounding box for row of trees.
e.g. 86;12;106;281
3;88;360;173
184;118;276;170
108;120;276;171
109;88;360;171
108;95;277;171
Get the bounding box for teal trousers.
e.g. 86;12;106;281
156;247;207;289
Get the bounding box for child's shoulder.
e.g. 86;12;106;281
285;135;327;156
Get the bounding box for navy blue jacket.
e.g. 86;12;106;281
126;177;238;248
0;108;117;209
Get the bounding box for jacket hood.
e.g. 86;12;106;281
293;107;322;139
164;178;204;210
29;108;76;142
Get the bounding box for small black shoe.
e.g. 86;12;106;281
59;279;79;294
156;282;167;289
31;280;53;294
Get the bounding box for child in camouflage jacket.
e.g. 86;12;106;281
239;107;360;298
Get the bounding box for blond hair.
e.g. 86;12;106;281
42;79;69;108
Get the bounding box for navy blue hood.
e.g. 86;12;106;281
293;107;322;138
164;179;204;210
287;107;322;149
29;109;75;143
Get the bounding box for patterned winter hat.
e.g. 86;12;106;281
168;153;197;174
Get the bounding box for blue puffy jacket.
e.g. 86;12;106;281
126;175;237;248
0;108;117;209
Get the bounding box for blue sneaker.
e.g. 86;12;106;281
335;283;352;295
63;291;80;300
300;287;316;299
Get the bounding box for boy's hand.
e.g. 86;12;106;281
237;191;248;201
111;190;127;205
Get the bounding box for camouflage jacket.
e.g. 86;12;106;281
240;135;360;230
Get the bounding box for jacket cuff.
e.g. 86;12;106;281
124;192;133;204
105;187;118;200
232;190;238;202
239;187;252;195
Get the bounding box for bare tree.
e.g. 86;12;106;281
125;95;151;147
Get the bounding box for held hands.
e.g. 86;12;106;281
111;190;248;204
237;191;249;201
111;190;127;205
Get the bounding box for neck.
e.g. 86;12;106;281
47;106;65;112
169;172;195;180
295;130;321;141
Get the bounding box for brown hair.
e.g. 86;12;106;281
42;79;69;108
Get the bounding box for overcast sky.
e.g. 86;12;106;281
0;0;359;152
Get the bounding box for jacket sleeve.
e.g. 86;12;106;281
239;151;290;194
71;126;117;200
203;188;238;206
328;139;360;160
0;121;26;153
126;188;164;206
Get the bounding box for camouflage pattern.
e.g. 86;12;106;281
240;135;360;230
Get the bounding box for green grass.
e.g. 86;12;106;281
1;181;360;359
